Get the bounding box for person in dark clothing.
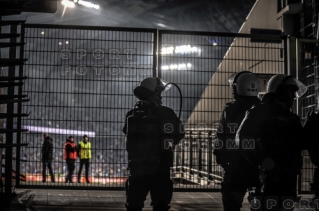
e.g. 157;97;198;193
77;135;92;183
235;74;307;211
42;133;55;183
304;111;319;210
213;71;261;211
123;77;185;211
64;136;77;183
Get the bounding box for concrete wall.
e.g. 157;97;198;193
186;0;284;128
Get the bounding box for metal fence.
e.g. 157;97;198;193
158;31;286;190
15;24;287;190
293;0;319;194
297;39;319;193
19;24;156;189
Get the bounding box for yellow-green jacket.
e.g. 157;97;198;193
78;141;92;159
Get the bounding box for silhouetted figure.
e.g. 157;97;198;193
213;71;261;211
304;111;319;210
42;133;55;183
77;135;91;183
123;77;185;211
236;74;306;211
64;136;77;183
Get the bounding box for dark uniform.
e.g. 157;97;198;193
236;93;303;210
304;113;319;210
214;96;260;211
42;135;55;182
123;101;184;211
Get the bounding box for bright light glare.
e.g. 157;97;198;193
162;63;192;71
157;23;167;28
22;125;95;137
78;0;99;9
161;46;174;55
59;42;62;45
41;31;45;35
61;0;75;8
161;45;200;55
66;41;69;44
178;63;186;69
213;42;218;46
175;45;199;54
162;66;169;70
74;0;78;2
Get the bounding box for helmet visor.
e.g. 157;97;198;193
294;79;307;98
160;79;172;91
228;73;237;88
285;78;307;98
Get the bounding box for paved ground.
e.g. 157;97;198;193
8;189;319;211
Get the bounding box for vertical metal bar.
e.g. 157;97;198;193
157;30;161;78
315;48;319;114
26;26;31;186
296;39;302;117
283;36;288;75
208;131;212;180
0;15;3;192
16;23;26;187
189;131;193;173
5;24;18;195
296;38;303;194
198;133;202;178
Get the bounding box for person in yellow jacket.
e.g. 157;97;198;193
77;135;92;183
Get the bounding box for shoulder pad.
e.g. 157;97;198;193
225;101;236;106
156;105;178;117
126;109;134;117
249;104;258;110
250;100;264;109
223;101;237;110
160;105;174;111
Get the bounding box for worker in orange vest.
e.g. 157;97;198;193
64;136;77;183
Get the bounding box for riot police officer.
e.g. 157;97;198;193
213;71;261;211
304;111;319;210
123;77;185;211
235;74;307;211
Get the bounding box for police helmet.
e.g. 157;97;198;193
228;71;261;96
266;74;307;98
134;77;171;100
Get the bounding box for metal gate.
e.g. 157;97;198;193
16;24;286;190
19;24;156;189
158;30;286;190
297;38;319;194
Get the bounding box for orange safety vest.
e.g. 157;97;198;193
64;142;77;160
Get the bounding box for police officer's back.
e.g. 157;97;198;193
213;71;261;211
236;74;306;210
304;111;319;210
123;77;184;211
